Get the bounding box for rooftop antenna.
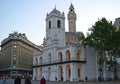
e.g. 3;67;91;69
54;5;56;10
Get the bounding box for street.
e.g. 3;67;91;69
0;79;120;84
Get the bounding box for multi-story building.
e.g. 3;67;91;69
0;50;1;78
33;4;120;81
0;32;41;78
33;4;97;81
0;50;1;69
114;17;120;30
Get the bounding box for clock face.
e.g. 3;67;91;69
70;9;74;13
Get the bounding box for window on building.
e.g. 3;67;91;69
78;65;81;77
14;41;17;44
66;50;70;61
12;66;16;68
58;52;63;62
13;60;16;65
40;57;43;64
14;45;17;48
49;21;51;29
98;52;103;65
77;50;81;60
49;53;52;63
14;50;16;56
57;20;61;28
35;58;38;65
13;57;16;60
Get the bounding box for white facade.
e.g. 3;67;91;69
33;4;120;81
33;45;98;81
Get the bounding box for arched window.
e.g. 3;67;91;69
35;58;38;65
35;68;38;79
66;65;71;81
77;50;81;60
39;68;42;79
40;57;43;64
57;20;61;28
78;65;81;78
66;50;70;61
58;66;63;81
58;52;63;62
49;21;51;28
49;53;52;63
98;52;103;65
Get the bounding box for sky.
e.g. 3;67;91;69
0;0;120;45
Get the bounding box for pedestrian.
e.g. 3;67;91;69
40;76;46;84
85;76;88;81
34;77;36;80
2;76;7;84
55;77;57;81
14;75;21;84
25;77;31;84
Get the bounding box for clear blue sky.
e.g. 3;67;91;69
0;0;120;45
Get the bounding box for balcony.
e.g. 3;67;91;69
33;57;86;68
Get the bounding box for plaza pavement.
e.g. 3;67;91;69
0;79;120;84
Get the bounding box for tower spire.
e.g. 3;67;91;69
69;3;74;10
68;3;76;32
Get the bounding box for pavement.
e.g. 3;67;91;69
0;79;120;84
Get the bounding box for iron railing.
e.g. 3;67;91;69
33;57;86;68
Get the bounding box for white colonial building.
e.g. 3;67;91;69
33;4;120;81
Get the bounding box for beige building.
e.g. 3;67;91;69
0;31;41;78
0;51;1;70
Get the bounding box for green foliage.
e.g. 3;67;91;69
83;17;116;51
106;58;118;71
82;17;120;72
110;29;120;56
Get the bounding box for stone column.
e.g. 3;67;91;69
71;63;77;81
63;64;66;81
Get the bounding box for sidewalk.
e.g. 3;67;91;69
0;79;120;84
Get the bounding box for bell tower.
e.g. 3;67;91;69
44;8;65;49
68;3;76;32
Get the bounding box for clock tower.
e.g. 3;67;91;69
68;3;76;32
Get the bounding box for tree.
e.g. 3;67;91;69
82;17;120;80
83;18;116;50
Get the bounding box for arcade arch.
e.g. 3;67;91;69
58;52;63;62
39;68;42;79
35;58;38;65
40;57;43;64
48;67;51;80
77;50;81;60
58;66;63;81
66;50;71;61
35;68;38;79
49;53;52;63
66;64;71;81
78;65;81;79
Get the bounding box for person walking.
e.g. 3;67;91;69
2;76;7;84
40;76;46;84
14;76;21;84
25;77;31;84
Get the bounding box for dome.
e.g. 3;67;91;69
50;8;61;15
46;7;65;19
